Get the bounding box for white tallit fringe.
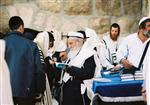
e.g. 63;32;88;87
94;53;102;77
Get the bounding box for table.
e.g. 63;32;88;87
84;77;145;105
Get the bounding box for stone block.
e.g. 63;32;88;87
64;0;92;15
32;12;47;30
0;7;9;33
96;0;121;16
44;14;62;31
36;0;62;13
71;17;88;29
122;0;142;16
149;0;150;16
8;3;38;27
60;18;78;34
112;16;138;34
0;0;12;6
89;17;110;34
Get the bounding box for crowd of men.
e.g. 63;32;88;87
0;16;150;105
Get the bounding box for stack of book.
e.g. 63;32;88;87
134;71;144;80
121;74;134;81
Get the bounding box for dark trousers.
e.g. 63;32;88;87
62;79;90;105
13;97;35;105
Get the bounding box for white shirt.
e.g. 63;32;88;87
101;35;124;68
116;33;149;68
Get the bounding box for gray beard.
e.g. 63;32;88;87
144;30;150;37
68;47;81;59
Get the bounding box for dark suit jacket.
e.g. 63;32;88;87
4;31;46;98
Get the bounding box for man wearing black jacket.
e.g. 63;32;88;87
4;16;46;105
62;31;96;105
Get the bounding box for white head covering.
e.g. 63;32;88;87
34;31;49;57
84;28;103;77
51;29;66;52
68;31;84;38
139;17;150;26
0;40;14;105
84;27;102;49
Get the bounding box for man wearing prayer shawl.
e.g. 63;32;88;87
0;39;14;105
141;41;150;104
34;31;55;105
62;31;96;105
116;17;150;74
84;28;103;77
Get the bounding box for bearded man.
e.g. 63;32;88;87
117;17;150;74
101;23;124;70
61;31;96;105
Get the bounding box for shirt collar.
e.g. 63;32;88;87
7;31;23;37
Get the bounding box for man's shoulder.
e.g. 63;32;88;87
4;31;23;41
25;39;38;49
5;32;37;47
102;35;110;45
122;33;137;42
125;33;137;39
81;48;95;59
102;35;109;40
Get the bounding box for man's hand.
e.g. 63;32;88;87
111;64;121;71
59;51;68;61
49;59;55;65
121;59;132;69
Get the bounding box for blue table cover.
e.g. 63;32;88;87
92;70;143;97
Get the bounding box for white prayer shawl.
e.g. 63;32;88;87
0;40;14;105
68;48;95;68
85;27;102;49
51;29;66;52
146;49;150;105
34;31;49;58
102;35;124;69
63;32;95;83
63;47;95;83
85;28;102;77
143;45;150;105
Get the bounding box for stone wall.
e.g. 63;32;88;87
149;0;150;16
0;0;149;37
